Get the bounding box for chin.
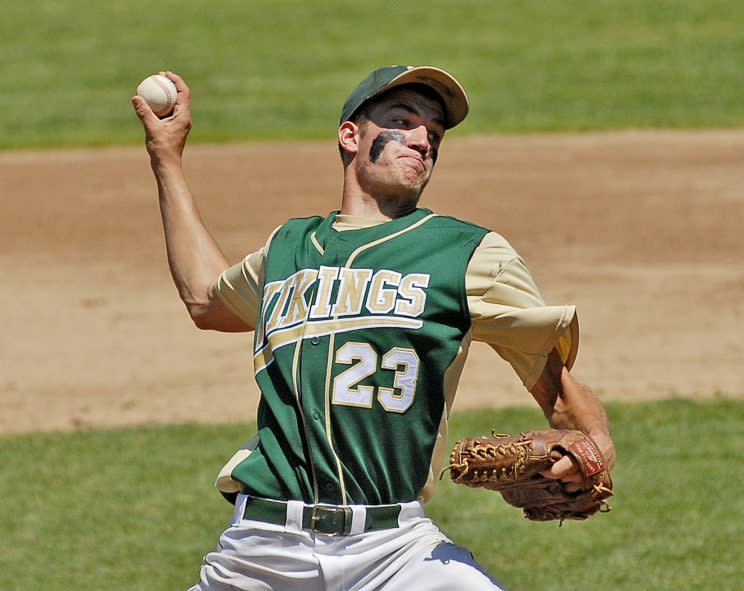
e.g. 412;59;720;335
403;175;430;196
379;179;421;204
399;168;430;190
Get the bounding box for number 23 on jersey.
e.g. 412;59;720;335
332;342;419;413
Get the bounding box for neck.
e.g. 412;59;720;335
340;172;419;220
339;193;418;220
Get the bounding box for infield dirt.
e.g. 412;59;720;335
1;130;742;434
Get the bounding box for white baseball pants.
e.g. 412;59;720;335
188;494;505;591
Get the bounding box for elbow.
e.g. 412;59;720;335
181;287;252;333
191;313;213;331
185;299;251;333
185;302;216;331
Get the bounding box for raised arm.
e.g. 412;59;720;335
131;71;249;332
530;349;616;482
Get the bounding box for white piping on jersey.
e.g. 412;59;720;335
418;331;471;502
290;325;320;501
310;232;324;255
321;213;438;502
324;331;348;503
254;315;423;373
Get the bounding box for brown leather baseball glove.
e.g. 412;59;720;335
443;429;613;523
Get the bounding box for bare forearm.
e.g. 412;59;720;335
551;372;608;433
531;350;615;467
552;374;615;469
133;72;250;332
153;161;228;315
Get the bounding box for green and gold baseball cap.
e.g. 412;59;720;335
340;65;469;129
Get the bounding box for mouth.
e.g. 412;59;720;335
398;154;426;171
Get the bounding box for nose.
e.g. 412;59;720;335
405;125;431;157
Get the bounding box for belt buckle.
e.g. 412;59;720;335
310;504;353;536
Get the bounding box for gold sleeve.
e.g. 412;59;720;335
215;226;281;329
467;232;579;390
216;252;264;328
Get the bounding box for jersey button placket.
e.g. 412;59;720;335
295;256;327;502
305;234;348;504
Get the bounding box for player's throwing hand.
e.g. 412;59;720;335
131;71;192;168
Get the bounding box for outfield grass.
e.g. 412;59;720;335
1;398;741;590
2;0;744;148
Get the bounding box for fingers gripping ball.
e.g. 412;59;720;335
137;74;177;117
444;429;613;523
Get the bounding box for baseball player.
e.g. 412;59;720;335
132;65;615;590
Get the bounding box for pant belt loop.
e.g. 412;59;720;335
397;500;424;525
349;505;367;535
285;500;304;533
232;494;248;526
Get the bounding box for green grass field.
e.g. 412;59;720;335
2;0;744;148
1;399;741;591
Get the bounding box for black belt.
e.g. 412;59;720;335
242;497;401;536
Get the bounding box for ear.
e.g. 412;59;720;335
338;121;360;157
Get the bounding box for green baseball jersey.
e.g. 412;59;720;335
217;208;578;506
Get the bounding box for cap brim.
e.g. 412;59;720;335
368;66;469;129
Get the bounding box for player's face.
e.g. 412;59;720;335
354;87;446;203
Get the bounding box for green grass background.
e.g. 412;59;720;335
2;0;744;148
1;399;741;591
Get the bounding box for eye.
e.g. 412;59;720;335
428;130;441;144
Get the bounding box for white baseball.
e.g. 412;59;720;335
137;74;177;117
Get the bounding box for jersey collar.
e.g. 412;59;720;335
314;208;432;247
